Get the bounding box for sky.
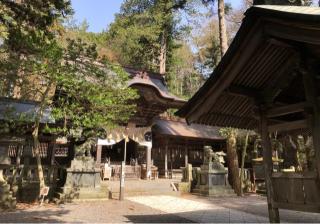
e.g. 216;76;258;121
71;0;242;33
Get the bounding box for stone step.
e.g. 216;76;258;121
109;190;180;199
54;187;109;203
192;186;236;197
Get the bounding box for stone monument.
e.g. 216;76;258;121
56;137;107;202
198;146;234;196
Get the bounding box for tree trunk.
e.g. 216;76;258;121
226;131;241;196
218;0;228;57
32;81;53;196
32;126;45;190
159;32;167;75
240;133;249;196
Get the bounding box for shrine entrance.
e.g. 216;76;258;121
99;139;140;165
95;126;153;180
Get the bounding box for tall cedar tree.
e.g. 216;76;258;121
106;0;189;74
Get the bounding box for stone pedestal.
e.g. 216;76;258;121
198;146;234;196
56;157;107;202
178;164;193;193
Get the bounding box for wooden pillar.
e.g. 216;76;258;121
16;144;22;167
50;143;56;166
170;147;173;179
96;145;102;166
302;65;320;177
146;145;152;179
164;141;168;178
260;109;280;223
184;141;188;168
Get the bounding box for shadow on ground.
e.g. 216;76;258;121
125;214;194;223
0;206;70;223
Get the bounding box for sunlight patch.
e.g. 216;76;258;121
127;195;212;213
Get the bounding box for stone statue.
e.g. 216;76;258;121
203;146;214;164
75;137;96;158
203;146;226;171
198;146;234;196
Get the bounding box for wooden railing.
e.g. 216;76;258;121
111;165;141;180
272;172;320;213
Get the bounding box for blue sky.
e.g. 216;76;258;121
71;0;242;33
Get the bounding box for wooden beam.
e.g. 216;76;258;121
184;140;188;168
226;85;259;98
164;140;168;178
96;145;102;167
260;109;280;223
267;38;294;49
266;102;309;118
268;119;308;133
50;143;57;166
265;21;320;45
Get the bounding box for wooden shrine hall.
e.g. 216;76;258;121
177;5;320;223
152;119;226;178
96;68;186;179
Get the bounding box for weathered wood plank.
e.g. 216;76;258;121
272;172;317;179
272;177;288;203
273;202;320;213
304;178;320;204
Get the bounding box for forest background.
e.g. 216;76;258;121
65;0;253;100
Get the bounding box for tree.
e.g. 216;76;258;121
106;0;191;74
220;128;241;196
192;20;221;77
62;19;115;62
0;0;73;97
0;0;72;51
3;38;137;194
202;0;228;57
0;0;72;193
166;41;204;98
1;1;137;195
240;132;249;196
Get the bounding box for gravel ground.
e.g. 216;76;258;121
1;194;320;223
0;200;192;223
